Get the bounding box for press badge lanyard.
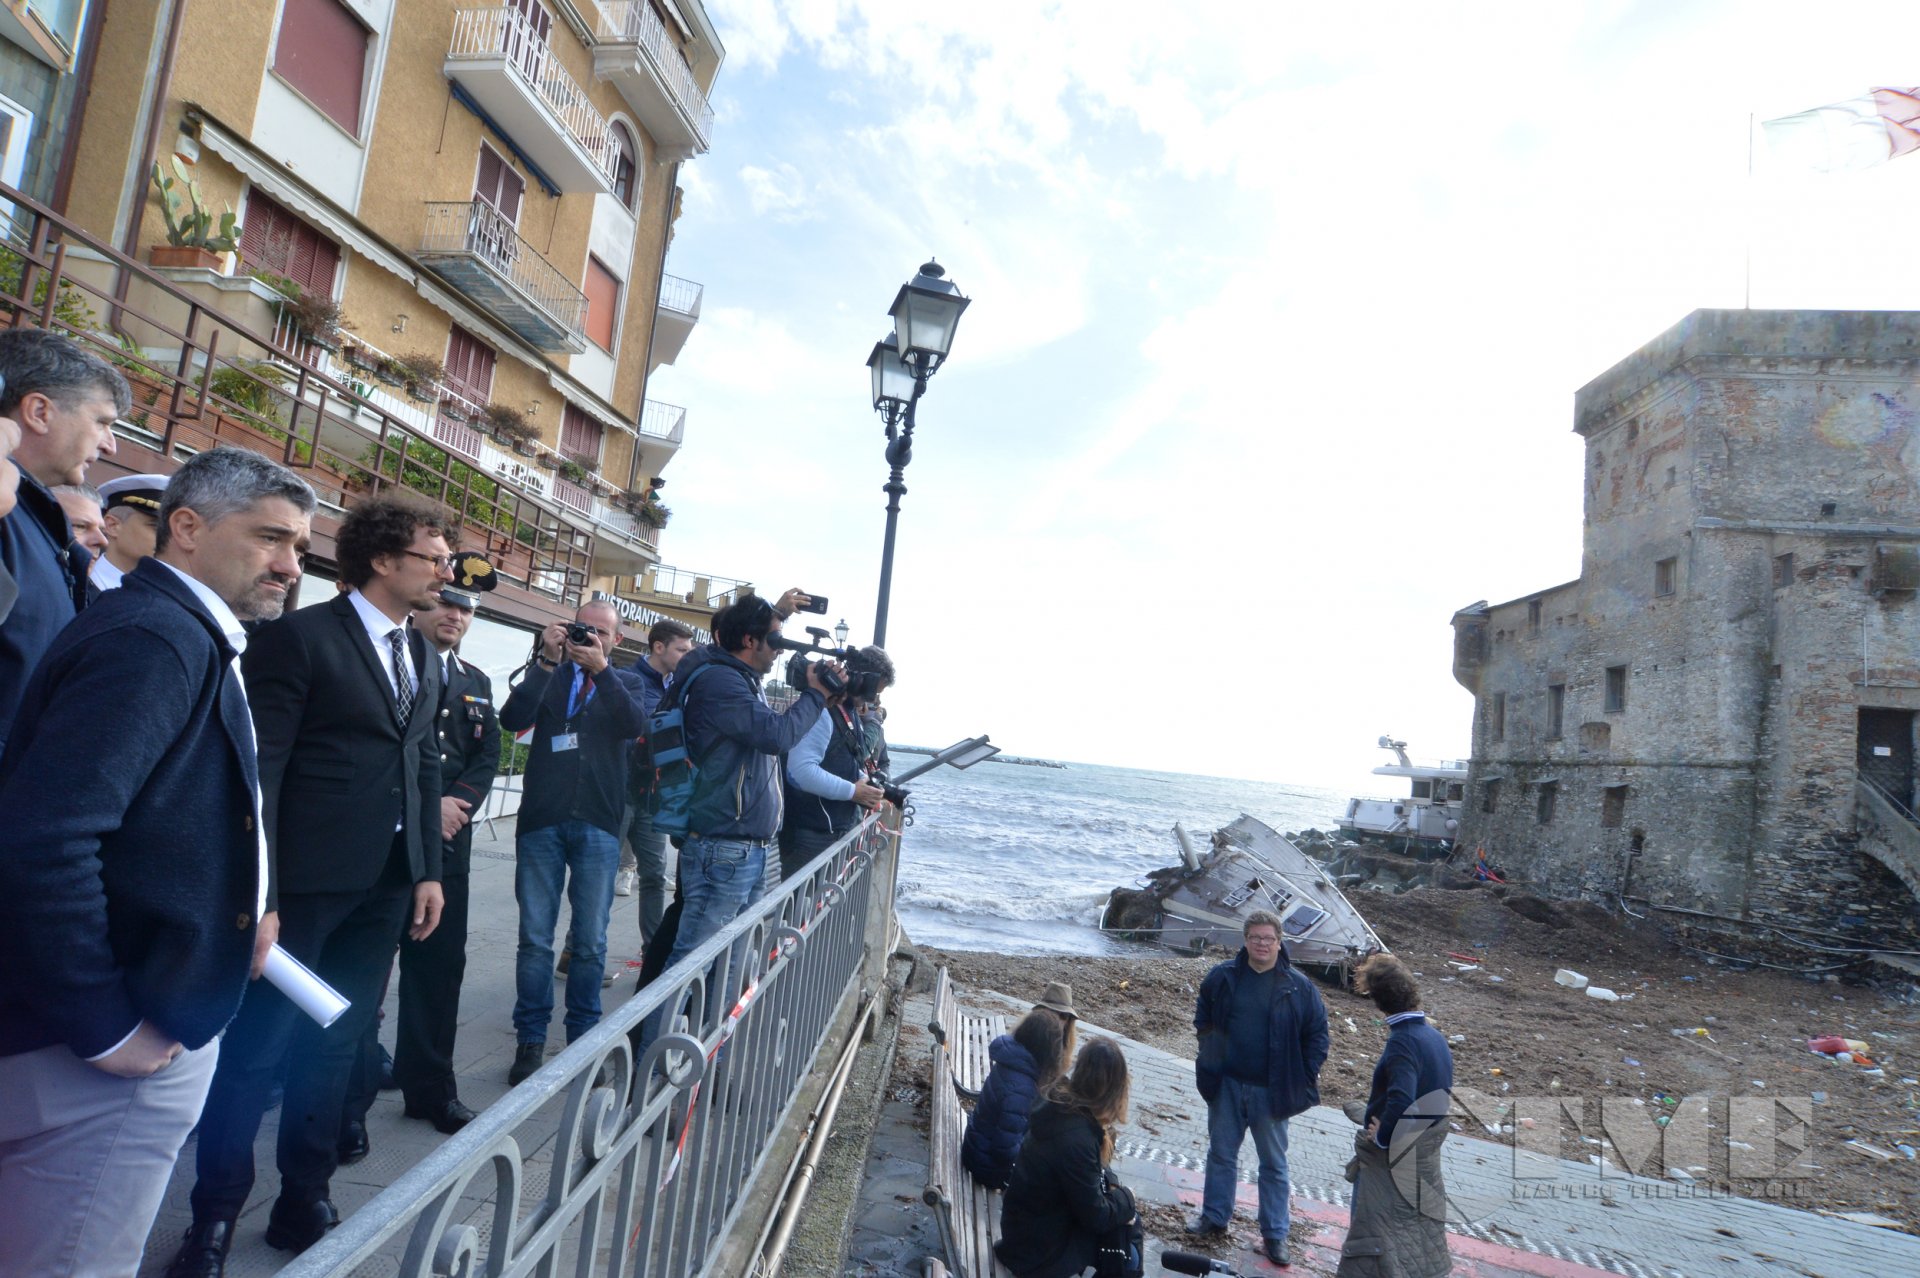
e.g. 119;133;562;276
553;667;595;752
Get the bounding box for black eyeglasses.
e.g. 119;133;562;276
400;550;455;573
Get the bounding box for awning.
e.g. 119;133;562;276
193;116;418;286
544;371;636;437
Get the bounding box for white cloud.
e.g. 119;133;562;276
737;162;816;221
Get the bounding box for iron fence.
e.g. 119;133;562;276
420;200;588;339
657;273;702;317
279;813;896;1278
640;398;686;443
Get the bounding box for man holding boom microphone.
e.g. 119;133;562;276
0;448;315;1276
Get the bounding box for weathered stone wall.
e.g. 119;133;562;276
1452;310;1920;950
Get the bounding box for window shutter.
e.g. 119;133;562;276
273;0;370;136
584;257;620;351
560;404;602;460
239;189;340;296
444;326;497;402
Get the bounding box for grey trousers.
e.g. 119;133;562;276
0;1038;219;1277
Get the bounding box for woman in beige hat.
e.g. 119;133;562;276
961;982;1078;1188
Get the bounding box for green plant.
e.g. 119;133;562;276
636;500;671;529
208;359;291;424
152;156;241;252
483;402;535;443
555;457;592;484
276;287;342;345
0;247;99;332
394;351;445;392
359;435;507;531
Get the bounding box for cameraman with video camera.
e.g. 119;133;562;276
778;644;897;884
499;601;648;1085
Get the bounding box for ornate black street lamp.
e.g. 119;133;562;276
866;259;968;646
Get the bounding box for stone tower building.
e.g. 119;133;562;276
1451;309;1920;957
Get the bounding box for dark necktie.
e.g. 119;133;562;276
387;628;414;727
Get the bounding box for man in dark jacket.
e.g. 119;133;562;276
779;644;895;883
0;447;313;1276
660;592;829;972
618;617;695;942
169;496;451;1274
1190;909;1329;1267
500;599;648;1084
0;328;129;750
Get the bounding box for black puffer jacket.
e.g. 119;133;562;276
995;1099;1134;1278
961;1034;1043;1189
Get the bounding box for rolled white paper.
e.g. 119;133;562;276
262;945;350;1028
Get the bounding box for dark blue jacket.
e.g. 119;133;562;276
676;643;825;841
1193;948;1330;1119
500;659;647;838
0;559;262;1057
962;1033;1045;1188
1364;1014;1455;1147
625;654;669;801
0;471;78;752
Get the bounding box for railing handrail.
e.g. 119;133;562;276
419;200;587;337
639;397;685;442
0;179;598;603
449;4;615;179
278;814;895;1277
629;562;752;601
594;0;715;144
656;272;702;316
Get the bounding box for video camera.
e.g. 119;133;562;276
770;626;889;701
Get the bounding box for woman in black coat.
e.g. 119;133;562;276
995;1037;1138;1278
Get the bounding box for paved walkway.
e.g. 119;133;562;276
859;981;1920;1278
136;816;656;1276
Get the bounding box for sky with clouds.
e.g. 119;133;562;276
644;0;1920;790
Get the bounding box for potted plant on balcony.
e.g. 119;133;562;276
393;351;445;402
339;339;380;373
439;393;473;424
483;404;540;453
371;354;407;387
269;282;343;351
534;448;559;471
635;498;671;530
555;456;594;486
149;156;241;270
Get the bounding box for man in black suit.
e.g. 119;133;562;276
341;563;500;1145
0;447;314;1276
166;496;453;1276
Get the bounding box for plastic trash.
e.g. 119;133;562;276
1448;1034;1466;1045
1672;1027;1713;1039
1811;1091;1828;1103
1587;986;1619;1002
1624;1057;1641;1067
1809;1035;1869;1055
1554;969;1589;990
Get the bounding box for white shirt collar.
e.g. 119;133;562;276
347;587;411;641
1385;1011;1429;1026
90;556;127;590
152;558;248;653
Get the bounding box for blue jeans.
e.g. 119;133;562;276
623;803;670;942
1201;1076;1292;1243
513;820;621;1045
638;836;769;1058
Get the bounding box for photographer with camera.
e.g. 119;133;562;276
499;601;648;1086
778;644;897;884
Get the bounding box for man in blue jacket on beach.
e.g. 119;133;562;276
1190;909;1330;1268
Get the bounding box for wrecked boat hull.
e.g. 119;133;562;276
1101;814;1386;976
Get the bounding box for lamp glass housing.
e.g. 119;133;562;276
888;263;969;366
867;334;915;410
834;619;850;648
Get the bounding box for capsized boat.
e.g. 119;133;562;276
1337;734;1467;860
1100;814;1385;977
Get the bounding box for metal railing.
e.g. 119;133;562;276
657;272;702;317
630;563;753;606
420;200;588;339
595;0;716;145
449;4;615;181
640;397;685;443
1856;777;1920;902
281;813;896;1277
0;182;597;602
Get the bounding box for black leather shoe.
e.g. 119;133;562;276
1264;1236;1292;1267
264;1196;340;1253
377;1042;399;1092
509;1041;545;1085
162;1219;235;1278
405;1096;478;1133
337;1118;370;1165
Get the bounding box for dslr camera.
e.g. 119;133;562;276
566;621;595;647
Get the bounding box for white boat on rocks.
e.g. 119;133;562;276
1337;734;1467;860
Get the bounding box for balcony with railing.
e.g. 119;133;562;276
639;397;686;446
591;1;714;158
446;4;616;193
652;272;702;366
416;201;587;353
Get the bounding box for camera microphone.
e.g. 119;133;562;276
1161;1252;1234;1276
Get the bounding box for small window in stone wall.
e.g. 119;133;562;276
1482;780;1501;813
1604;665;1627;713
1537;782;1558;825
1601;785;1628;828
1665;465;1677;488
1546;684;1565;738
1491;692;1506;741
1655;558;1676;597
1528;600;1542;633
1773;553;1794;589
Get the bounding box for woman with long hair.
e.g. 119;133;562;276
1339;953;1454;1277
995;1037;1140;1278
962;985;1078;1188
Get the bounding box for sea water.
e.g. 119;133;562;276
894;754;1344;956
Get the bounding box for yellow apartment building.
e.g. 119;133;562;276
6;0;753;652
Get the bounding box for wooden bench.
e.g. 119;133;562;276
927;965;1008;1098
924;966;1013;1278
